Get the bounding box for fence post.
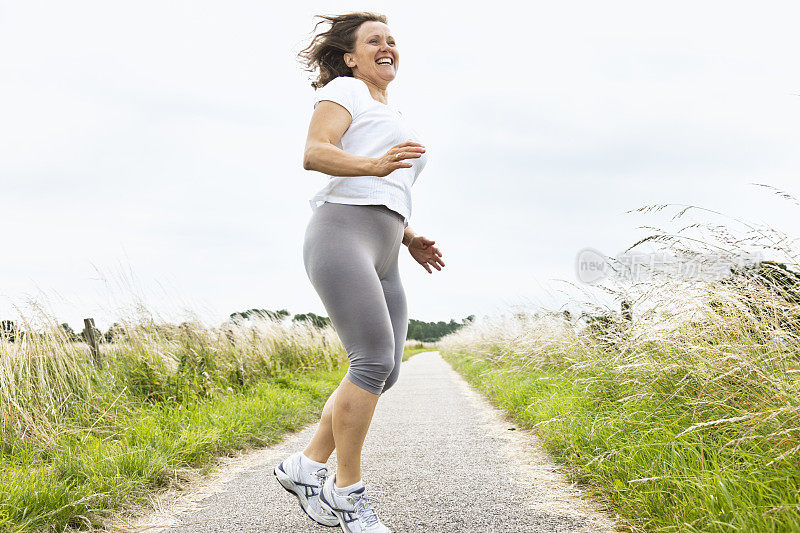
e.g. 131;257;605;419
224;328;236;347
84;317;102;367
621;300;633;323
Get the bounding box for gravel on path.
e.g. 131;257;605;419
114;351;620;532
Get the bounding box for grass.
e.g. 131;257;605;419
0;309;351;532
439;199;800;532
0;302;438;532
0;367;345;532
402;341;436;361
442;348;800;532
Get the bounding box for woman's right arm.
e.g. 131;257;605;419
303;100;425;177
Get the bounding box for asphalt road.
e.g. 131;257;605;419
123;351;618;532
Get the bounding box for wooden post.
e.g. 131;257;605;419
225;328;236;347
621;300;633;323
84;317;101;367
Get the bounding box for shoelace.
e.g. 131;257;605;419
309;467;336;517
313;467;329;487
345;489;386;527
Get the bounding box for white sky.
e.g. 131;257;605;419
2;1;800;332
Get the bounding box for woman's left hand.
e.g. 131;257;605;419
408;236;445;274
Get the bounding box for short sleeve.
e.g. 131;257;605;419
313;77;360;119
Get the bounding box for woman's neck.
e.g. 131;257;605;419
353;74;389;105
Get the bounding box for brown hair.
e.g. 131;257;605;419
297;12;388;90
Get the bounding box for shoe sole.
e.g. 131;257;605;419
273;464;340;527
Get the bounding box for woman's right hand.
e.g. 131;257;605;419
372;141;426;177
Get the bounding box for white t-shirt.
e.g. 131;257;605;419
308;76;428;228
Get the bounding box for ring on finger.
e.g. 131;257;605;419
395;152;402;159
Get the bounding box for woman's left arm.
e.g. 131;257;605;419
403;226;445;274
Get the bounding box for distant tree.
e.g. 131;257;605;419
727;260;800;305
269;309;291;321
60;322;79;342
105;322;126;343
1;320;19;342
406;317;472;342
711;260;800;342
292;312;331;329
230;308;290;322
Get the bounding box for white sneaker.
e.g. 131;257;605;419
319;474;391;533
274;452;339;527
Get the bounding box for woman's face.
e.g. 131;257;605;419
344;21;398;86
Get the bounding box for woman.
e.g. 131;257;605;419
273;11;445;533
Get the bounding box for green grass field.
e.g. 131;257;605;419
0;366;346;532
0;306;440;533
442;340;800;532
0;314;352;532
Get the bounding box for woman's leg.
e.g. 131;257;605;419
301;378;380;486
302;385;339;463
302;203;401;486
318;265;395;487
304;268;407;464
330;375;381;487
304;233;408;463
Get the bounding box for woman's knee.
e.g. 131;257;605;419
373;351;396;378
381;365;401;393
378;337;404;394
346;339;396;394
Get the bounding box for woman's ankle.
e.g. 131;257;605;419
333;474;364;492
301;449;329;465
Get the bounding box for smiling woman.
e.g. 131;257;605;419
273;11;445;533
298;12;394;89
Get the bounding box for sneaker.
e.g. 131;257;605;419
319;474;391;533
274;452;339;527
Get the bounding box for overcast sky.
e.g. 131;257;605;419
2;1;800;331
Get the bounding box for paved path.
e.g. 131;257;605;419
119;352;619;532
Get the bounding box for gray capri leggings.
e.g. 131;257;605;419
303;201;408;395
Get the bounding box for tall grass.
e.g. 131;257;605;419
0;304;348;531
441;195;800;532
1;306;346;440
401;339;437;361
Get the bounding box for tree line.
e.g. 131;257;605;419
229;309;476;341
407;316;475;342
0;309;476;344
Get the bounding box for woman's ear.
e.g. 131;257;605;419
343;52;355;69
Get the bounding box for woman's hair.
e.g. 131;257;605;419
297;12;388;89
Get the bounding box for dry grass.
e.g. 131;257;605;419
0;303;348;531
441;192;800;531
